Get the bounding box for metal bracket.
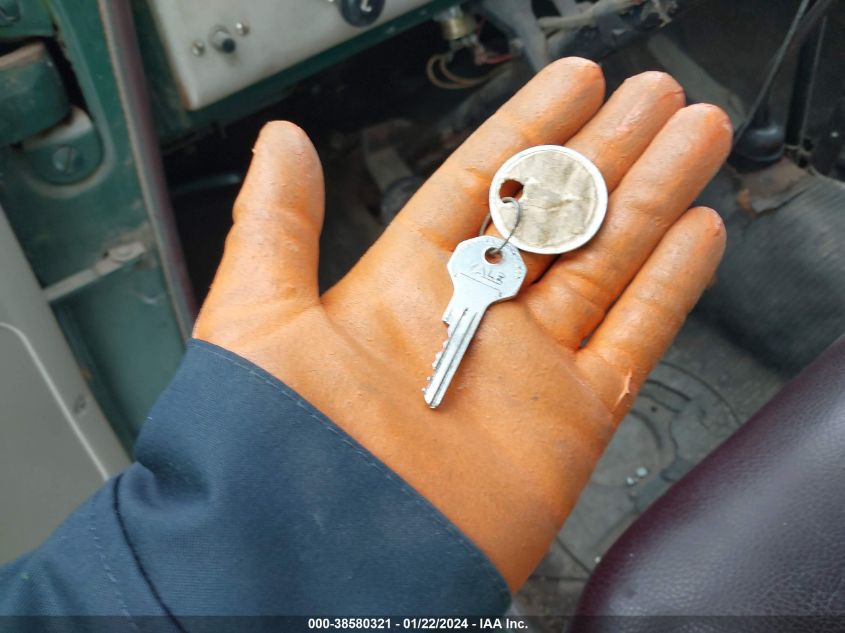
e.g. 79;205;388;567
44;241;147;303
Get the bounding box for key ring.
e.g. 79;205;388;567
479;197;522;256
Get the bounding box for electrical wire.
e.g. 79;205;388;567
480;52;514;65
425;54;471;90
425;52;504;90
473;15;515;65
425;10;513;91
438;55;488;86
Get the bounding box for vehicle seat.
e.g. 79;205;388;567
571;335;845;632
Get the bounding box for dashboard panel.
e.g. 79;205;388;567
147;0;435;111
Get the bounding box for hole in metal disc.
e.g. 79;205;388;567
498;179;523;201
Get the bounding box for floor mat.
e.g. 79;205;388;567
699;166;845;374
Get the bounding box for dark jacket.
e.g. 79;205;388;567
1;340;509;627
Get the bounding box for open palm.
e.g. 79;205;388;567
194;58;731;590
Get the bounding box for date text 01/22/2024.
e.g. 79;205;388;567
307;617;529;630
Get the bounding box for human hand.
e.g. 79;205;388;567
194;58;731;591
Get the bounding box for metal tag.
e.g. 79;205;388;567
488;145;608;255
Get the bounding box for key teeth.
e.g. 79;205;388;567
432;351;442;368
424;338;448;407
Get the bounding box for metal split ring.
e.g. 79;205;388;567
478;196;522;256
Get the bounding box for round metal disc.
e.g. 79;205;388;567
488;145;608;255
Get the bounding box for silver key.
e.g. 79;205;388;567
423;235;527;409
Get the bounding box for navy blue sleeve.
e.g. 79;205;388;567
0;339;510;618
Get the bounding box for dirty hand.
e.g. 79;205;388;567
194;58;732;590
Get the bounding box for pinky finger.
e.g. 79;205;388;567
574;206;727;423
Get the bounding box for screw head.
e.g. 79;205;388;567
191;40;206;56
235;21;250;35
52;145;80;175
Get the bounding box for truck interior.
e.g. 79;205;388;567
1;0;843;626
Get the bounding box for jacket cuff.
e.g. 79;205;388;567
116;339;511;616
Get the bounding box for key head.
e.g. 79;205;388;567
447;236;527;303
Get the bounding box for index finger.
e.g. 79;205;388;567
392;57;605;252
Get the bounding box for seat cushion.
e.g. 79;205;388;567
572;335;845;631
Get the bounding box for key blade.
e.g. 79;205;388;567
423;307;481;408
423;235;527;409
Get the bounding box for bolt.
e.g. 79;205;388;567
625;476;637;487
635;466;649;478
234;21;250;35
52;145;80;176
191;40;206;56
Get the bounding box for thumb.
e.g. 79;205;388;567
194;122;325;340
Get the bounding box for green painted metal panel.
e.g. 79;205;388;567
0;41;67;145
0;0;184;447
0;0;459;448
0;0;53;39
22;106;103;184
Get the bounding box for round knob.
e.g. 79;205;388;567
339;0;384;27
210;28;236;53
